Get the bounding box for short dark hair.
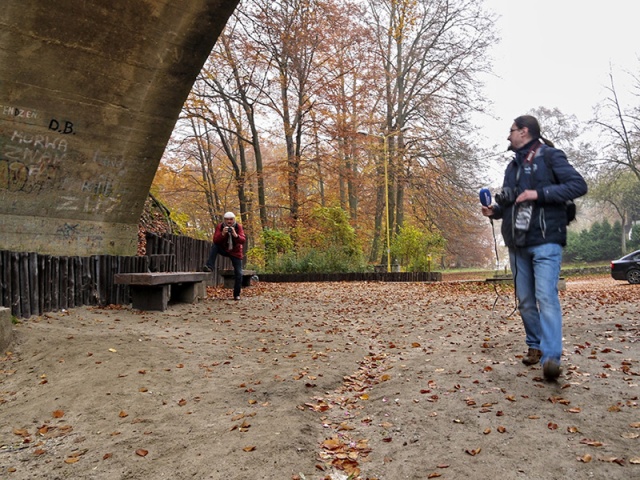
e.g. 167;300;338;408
514;115;554;147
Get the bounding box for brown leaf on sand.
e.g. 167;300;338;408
52;410;64;418
243;445;256;452
579;438;604;447
135;449;149;457
577;454;592;463
465;448;481;456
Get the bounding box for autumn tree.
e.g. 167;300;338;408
156;0;501;270
242;0;334;225
362;0;497;265
589;169;640;253
593;70;640;182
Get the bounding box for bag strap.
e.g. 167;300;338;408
542;147;559;184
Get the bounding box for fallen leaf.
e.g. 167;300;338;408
465;448;481;456
52;410;64;418
119;411;128;418
577;454;592;463
135;449;149;457
108;348;117;353
621;432;639;439
580;438;604;447
427;474;441;478
497;426;507;433
243;445;256;452
629;457;640;464
64;457;80;464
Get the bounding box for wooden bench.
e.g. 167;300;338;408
219;269;257;289
113;272;211;311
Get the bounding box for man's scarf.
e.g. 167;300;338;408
227;223;236;250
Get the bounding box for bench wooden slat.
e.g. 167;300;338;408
114;272;210;286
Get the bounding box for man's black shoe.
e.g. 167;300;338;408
543;360;561;381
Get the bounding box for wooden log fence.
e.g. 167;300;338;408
258;271;442;283
0;232;218;319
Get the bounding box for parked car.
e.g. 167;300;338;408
611;249;640;284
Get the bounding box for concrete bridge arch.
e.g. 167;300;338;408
0;0;239;255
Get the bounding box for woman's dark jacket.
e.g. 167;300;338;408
490;141;587;248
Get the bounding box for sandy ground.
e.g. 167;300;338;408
1;274;639;480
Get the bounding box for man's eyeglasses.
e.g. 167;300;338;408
509;127;521;133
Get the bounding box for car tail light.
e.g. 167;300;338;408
611;262;614;270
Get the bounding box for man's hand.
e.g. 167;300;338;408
516;189;538;203
481;206;494;217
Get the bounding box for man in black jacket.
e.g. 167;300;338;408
482;115;587;380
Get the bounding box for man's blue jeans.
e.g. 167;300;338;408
508;243;563;365
206;245;243;298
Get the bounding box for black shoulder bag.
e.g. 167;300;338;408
542;148;576;224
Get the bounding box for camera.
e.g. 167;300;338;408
495;187;517;206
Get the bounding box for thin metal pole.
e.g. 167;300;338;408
384;136;391;273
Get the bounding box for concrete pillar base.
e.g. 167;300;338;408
0;307;12;353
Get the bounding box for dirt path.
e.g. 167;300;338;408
1;275;638;479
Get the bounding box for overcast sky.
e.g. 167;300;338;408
477;0;640;180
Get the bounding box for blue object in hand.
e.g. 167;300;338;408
479;188;492;207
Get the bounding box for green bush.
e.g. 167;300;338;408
565;219;623;262
390;225;445;272
270;246;369;273
630;225;640;251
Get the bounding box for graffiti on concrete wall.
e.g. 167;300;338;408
0;129;67;192
1;104;125;216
